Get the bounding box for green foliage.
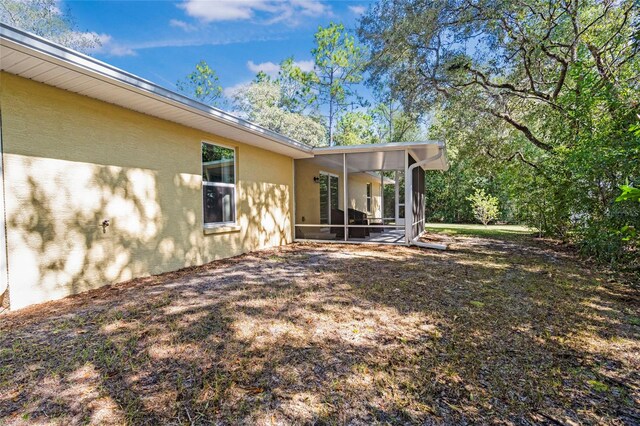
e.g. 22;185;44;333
370;102;423;142
202;143;233;161
615;183;639;248
616;185;640;203
361;0;640;269
231;80;326;147
333;111;379;146
368;81;425;143
466;189;500;226
239;26;380;147
277;57;316;114
234;54;329;146
176;60;223;107
0;0;100;51
310;23;367;145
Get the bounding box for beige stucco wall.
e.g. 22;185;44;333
1;73;294;310
294;159;382;225
348;176;382;218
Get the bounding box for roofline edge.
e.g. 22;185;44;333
0;23;313;156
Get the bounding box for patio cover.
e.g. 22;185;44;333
310;141;449;172
297;141;448;245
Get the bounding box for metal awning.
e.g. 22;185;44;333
311;141;448;172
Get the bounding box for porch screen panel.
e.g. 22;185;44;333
319;174;339;225
411;158;425;240
408;153;426;240
294;156;346;241
319;174;329;224
330;175;339;211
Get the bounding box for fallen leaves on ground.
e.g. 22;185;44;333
0;234;638;425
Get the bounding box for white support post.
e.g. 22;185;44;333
405;150;411;244
343;153;348;241
380;171;384;223
0;110;8;310
292;158;296;241
406;147;444;246
394;170;399;222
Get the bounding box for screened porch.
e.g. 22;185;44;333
293;141;447;245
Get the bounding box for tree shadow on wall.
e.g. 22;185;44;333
3;157;294;310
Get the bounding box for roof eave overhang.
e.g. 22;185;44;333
312;141;449;171
0;24;314;159
311;140;444;154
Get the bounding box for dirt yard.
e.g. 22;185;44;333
0;234;638;425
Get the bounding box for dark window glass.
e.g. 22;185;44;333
202;143;234;184
320;174;339;225
319;174;329;225
202;142;235;225
203;185;235;224
329;176;339;210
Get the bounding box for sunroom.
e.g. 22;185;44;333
293;141;448;245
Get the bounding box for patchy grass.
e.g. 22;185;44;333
1;234;639;425
426;222;536;238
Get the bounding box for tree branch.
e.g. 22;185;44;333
488;110;554;152
484;148;551;180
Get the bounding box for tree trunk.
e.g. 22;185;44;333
329;99;334;146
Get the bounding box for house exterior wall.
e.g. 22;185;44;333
1;73;294;310
348;178;381;219
294;158;382;225
294;159;343;225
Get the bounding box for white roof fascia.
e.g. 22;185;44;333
312;141;449;171
0;24;313;158
312;141;445;155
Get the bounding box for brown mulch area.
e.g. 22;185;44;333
0;235;639;425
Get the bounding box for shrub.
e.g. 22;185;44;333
466;189;500;226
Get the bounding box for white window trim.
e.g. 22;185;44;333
366;182;372;214
202;141;237;229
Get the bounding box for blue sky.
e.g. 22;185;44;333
67;0;373;100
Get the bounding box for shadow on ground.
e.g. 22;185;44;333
1;235;638;425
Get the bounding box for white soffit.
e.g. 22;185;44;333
0;24;313;159
311;141;449;171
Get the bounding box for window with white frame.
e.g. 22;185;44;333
366;182;372;213
202;142;236;226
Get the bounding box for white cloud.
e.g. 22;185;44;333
180;0;273;22
87;33;287;57
107;45;137;57
223;81;251;99
89;34;136;57
179;0;330;25
169;19;197;32
348;5;366;15
247;59;314;77
293;59;314;72
247;60;280;77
